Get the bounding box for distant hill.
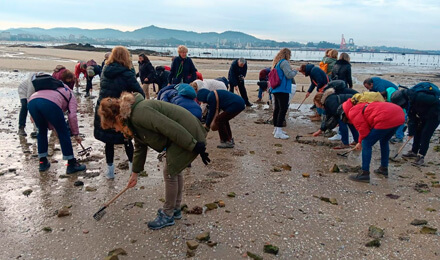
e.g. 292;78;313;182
0;25;302;48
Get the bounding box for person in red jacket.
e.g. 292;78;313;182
342;100;405;182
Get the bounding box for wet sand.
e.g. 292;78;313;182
0;45;439;259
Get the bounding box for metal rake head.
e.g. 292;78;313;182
93;207;107;221
78;146;92;157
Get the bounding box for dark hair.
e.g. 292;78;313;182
299;64;307;73
363;78;373;85
138;53;149;61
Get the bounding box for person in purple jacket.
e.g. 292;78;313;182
28;75;86;174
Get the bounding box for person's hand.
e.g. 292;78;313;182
74;135;82;144
193;142;206;154
144;78;149;83
355;143;362;151
408;136;413;140
127;172;138;188
306;92;311;98
312;130;322;137
234;86;239;93
200;151;211;165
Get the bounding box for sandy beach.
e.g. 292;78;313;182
0;45;439;259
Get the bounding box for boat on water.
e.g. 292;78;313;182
384;57;393;61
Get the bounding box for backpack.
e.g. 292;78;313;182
410;82;440;98
268;61;282;89
32;74;65;92
351;92;385;105
319;61;328;74
86;59;98;66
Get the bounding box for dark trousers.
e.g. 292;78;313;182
216;111;241;142
230;79;250;105
339;120;359;145
105;140;134;164
86;76;94;93
412;117;440;156
273;93;290;127
19;98;28;128
28;98;74;160
361;127;398;171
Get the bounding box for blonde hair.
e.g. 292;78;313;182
314;93;324;107
106;46;133;69
325;49;332;57
189;81;198;92
339;52;350;62
272;48;291;69
98;92;136;138
329;49;338;59
177;45;188;53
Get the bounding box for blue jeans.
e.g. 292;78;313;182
361;127;398;171
395;112;407;139
339;120;359;145
19;98;28;128
28;98;74;160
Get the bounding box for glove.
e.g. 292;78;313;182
193;142;206;154
200;151;211;165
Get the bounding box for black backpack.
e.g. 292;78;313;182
32;74;64;91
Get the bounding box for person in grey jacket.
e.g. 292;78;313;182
17;73;38;137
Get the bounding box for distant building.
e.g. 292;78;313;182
0;31;11;40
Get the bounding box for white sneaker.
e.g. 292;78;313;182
272;128;287;135
328;134;342;141
274;127;289;139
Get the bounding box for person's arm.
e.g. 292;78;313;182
168;59;177;84
146;62;156;82
66;90;80;135
407;106;417;137
228;62;238;87
242;62;247;78
280;60;297;79
189;59;197;82
124;70;146;98
132;141;148;174
351;112;371;144
346;66;353;88
204;94;217;127
307;78;316;94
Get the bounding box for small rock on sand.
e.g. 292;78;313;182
420;226;437;234
205;203;218;210
247;251;263;260
368;225;384;239
74;180;84;187
411;219;428;226
22;189;32;197
264;244;279;255
365;239;381;247
186;240;199;250
196;231;210;241
57;207;71;218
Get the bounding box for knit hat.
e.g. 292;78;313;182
390;90;408;108
196;88;210;103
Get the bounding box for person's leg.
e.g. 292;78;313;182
28;99;49;159
272;93;281;127
19;98;28;129
162;164;178;217
258;87;263;100
418;118;440;156
175;172;184;211
348;124;359;144
85;78;92;96
276;93;289;128
124;139;134;162
142;83;150;99
394;124;405;140
338;120;349;145
379;127;397;168
105;143;115;165
238;79;251;105
411;121;422;154
229;83;234;93
361;129;382;172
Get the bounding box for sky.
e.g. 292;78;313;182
0;0;439;50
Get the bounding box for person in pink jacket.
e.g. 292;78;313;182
28;75;86;174
342;100;405;182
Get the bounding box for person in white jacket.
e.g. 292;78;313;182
17;73;38;137
190;79;227;92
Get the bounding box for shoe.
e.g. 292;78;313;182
174;208;182;220
390;137;403;144
333;144;350;150
106;164;115;179
402;151;417;158
30;131;38;138
349;170;370;183
274;127;289;139
147;209;175;230
272;128;287;135
84;92;90;98
373;166;388;177
328;134;342;141
255;98;263;103
39;160;50;172
230;138;235;145
18;128;27;136
350;141;358;146
246;102;253;107
412;156;425;166
66;159;86;174
217;141;234;149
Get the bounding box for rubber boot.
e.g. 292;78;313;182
106;164;115;179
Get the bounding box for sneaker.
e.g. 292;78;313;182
66;159;86;174
373;166;388;177
274;131;290;140
412;156;425;166
84;92;90;98
390;137;403;144
328;134;342;141
349;171;370;183
174;208;182;220
255;98;263;103
402;151;418;158
18;128;27;136
245;102;253;107
272;129;287;135
217;141;234;149
39;161;50;172
147;209;175;230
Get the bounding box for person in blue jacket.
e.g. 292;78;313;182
363;77;397;93
170;84;202;120
168;45;197;84
299;63;329;119
228;57;252;107
197;89;245;148
157;84;178;102
270;48;297;139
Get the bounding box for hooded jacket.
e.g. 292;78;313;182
228;59;248;87
271;59;297;94
320;89;354;131
157;85;178;102
331;60;353;88
342;101;405;143
323;80;357;95
94;62;145;144
171;84;202;120
138;59;156;84
369;77;397;92
197;89;245;127
127;93;207;176
194;79;227;91
305;64;329;93
406;89;440;136
52;66;75;89
168;55;197;84
321;57;337;75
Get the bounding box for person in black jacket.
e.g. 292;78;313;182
137;53;156;99
331;53;353;88
323;80;357;95
94;46;145;179
168;45;197;84
391;84;440;166
228;57;252;106
155;66;171;91
312;89;359;149
85;64;102;98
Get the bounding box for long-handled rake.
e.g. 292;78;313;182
93;186;130;221
294;96;308;111
78;143;92;157
390;137;413;161
337;147;356;157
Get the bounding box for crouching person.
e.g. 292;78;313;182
196;89;245;149
98;92;209;230
342;100;405;182
27;74;86;173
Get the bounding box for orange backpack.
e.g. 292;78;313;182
319;61;328;74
